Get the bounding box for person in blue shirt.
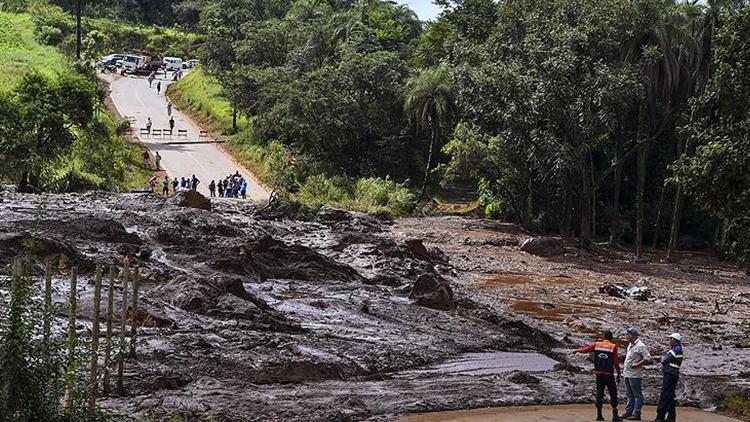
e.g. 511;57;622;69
655;333;684;422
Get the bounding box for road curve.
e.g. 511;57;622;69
401;404;740;422
104;72;270;201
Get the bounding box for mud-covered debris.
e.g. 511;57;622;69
409;274;454;310
598;283;650;301
507;371;541;384
463;237;519;247
171;190;211;210
519;236;565;257
405;238;429;259
364;273;403;286
314;206;386;232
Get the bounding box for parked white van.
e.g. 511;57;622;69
163;57;184;71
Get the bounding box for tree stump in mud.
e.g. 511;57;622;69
409;274;454;311
519;236;565;257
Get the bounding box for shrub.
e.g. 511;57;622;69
353;177;413;216
296;175;351;206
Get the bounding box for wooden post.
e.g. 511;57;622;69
116;264;129;395
64;267;78;408
89;265;103;411
43;257;53;346
103;265;115;396
129;268;140;358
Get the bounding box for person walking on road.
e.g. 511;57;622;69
169;116;175;133
157;81;162;95
191;174;200;190
209;180;216;197
655;333;684;422
622;327;651;420
167;101;172;116
573;330;622;421
146;117;152;134
161;176;169;196
155;151;162;170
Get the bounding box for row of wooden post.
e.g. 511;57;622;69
29;258;141;411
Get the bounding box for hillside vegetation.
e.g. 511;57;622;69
0;11;150;191
0;13;67;91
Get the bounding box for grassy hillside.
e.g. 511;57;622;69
0;12;68;91
168;67;246;134
0;12;152;191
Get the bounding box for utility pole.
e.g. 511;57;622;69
75;0;82;60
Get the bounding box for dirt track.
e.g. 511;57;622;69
402;404;740;422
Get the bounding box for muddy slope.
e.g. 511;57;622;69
1;191;747;421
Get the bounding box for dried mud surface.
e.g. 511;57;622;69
0;191;748;421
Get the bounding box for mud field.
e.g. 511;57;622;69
1;190;749;421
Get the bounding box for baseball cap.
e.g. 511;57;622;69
669;333;682;342
625;327;639;336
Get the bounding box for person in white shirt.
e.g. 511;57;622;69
622;327;651;420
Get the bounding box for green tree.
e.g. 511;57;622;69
672;5;750;267
404;64;455;203
0;72;96;192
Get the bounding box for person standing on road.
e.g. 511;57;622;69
622;327;651;420
217;179;225;197
655;333;684;422
161;176;169;196
573;330;623;422
157;81;162;95
167;101;172;116
172;177;179;193
155;151;162;170
142;149;150;168
169;116;175;133
209;180;216;197
191;174;200;190
146;117;152;134
240;179;247;199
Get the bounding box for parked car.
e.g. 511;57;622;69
99;54;124;67
183;59;199;69
163;57;184;71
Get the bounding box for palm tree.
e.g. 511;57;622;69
633;0;706;256
404;64;455;203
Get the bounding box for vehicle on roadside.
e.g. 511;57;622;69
122;55;146;73
99;54;124;67
183;59;199;69
163;57;183;71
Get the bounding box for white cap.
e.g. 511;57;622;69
669;333;682;342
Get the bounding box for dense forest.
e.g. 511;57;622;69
0;0;748;267
190;0;750;266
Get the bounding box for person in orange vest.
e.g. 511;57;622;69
573;330;623;421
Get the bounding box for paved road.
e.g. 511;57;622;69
105;73;270;201
401;404;740;422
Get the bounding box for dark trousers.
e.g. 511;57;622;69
656;373;679;420
596;374;618;408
